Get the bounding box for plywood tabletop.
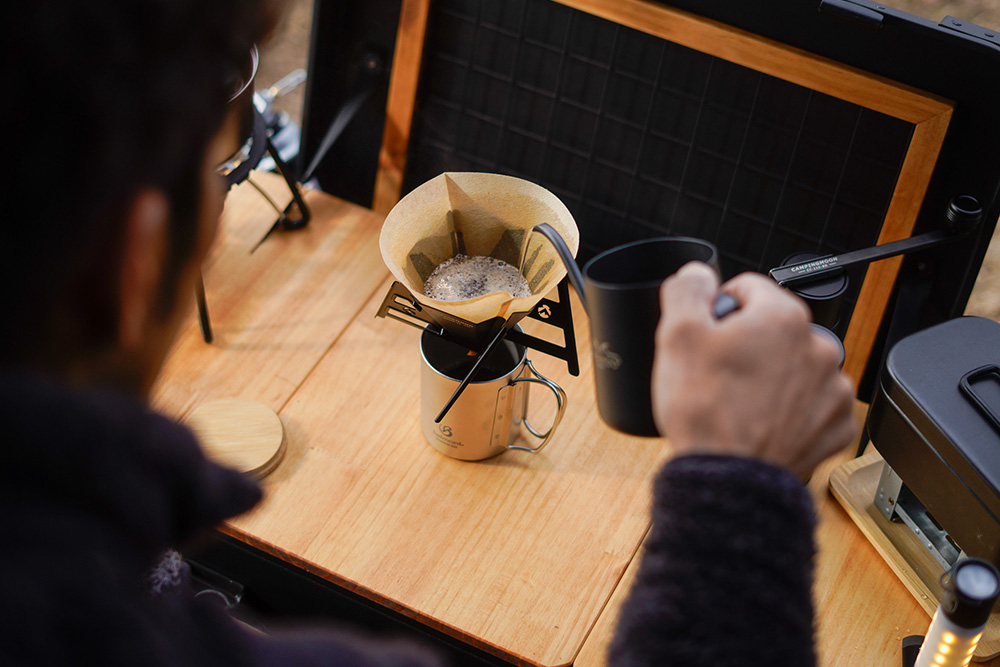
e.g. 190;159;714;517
152;173;390;419
226;278;669;667
155;175;668;666
154;175;993;667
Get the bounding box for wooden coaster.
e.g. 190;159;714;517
186;398;286;479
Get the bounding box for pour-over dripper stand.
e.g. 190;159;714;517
376;277;580;421
376;277;579;375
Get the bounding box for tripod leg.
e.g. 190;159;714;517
268;139;311;230
196;272;213;344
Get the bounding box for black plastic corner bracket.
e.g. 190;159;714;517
901;634;923;667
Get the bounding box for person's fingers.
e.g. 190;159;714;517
658;262;719;330
654;264;857;476
722;272;812;324
810;330;844;369
798;408;857;476
786;373;856;475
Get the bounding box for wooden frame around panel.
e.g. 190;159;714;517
373;0;432;217
373;0;955;384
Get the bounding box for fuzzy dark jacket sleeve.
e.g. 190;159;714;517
608;455;817;667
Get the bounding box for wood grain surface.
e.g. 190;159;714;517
373;0;432;215
185;397;286;479
153;173;390;419
154;179;988;667
841;108;952;382
225;279;669;667
156;179;668;666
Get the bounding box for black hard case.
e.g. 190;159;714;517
869;316;1000;564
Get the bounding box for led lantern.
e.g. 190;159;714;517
910;559;1000;667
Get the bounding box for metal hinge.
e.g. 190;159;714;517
939;15;1000;47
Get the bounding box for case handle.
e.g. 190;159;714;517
959;365;1000;434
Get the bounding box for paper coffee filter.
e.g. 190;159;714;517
379;173;580;324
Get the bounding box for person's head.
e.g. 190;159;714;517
4;0;278;393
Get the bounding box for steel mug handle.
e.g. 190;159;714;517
507;359;567;453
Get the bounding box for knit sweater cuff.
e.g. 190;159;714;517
653;454;816;541
608;454;817;666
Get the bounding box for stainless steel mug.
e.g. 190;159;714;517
419;328;567;461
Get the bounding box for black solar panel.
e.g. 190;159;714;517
402;0;914;332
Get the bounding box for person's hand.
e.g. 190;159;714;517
651;262;856;478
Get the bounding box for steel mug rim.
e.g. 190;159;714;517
419;327;527;385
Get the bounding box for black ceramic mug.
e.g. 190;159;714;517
533;225;737;437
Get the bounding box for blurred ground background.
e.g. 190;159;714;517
256;0;312;134
255;0;1000;319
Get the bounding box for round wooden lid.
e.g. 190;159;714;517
185;398;286;479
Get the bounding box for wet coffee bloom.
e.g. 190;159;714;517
424;255;530;301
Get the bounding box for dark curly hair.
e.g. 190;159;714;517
3;0;277;370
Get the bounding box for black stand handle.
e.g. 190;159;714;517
249;139;313;252
433;327;508;423
769;195;983;287
429;278;585;423
375;280;580;376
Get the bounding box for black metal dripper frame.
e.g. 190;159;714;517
197;51;387;345
376;278;580;422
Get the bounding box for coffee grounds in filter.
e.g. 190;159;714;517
424;255;531;301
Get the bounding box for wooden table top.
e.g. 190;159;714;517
153;173;1000;667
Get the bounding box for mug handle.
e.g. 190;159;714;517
507;359;567;453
